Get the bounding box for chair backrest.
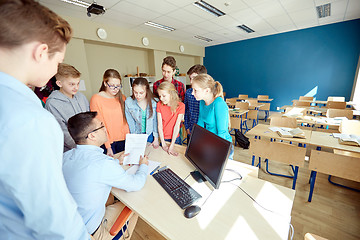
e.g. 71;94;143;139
326;101;346;109
257;95;269;100
299;96;314;101
339;120;360;135
259;102;270;111
293;100;311;107
270;116;297;128
247;109;258;120
326;109;353;119
327;96;345;102
247;99;258;106
284;107;306;116
235;101;249;109
226;98;237;106
270;117;297;128
238;94;248;100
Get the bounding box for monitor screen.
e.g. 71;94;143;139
185;124;231;189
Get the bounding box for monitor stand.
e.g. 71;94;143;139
190;171;206;183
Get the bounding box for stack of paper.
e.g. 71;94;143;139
269;127;306;138
332;133;360;146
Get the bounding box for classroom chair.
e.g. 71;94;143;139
93;205;134;240
238;94;248;100
326;101;346;109
293;100;311;107
324;119;360;192
299;96;314;101
247;99;258;107
235;101;249;110
226;98;237;108
327;96;345;102
250;116;302;190
326;109;353;119
247;109;259;128
257;95;269;100
270;116;297;128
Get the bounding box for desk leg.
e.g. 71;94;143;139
308;171;317;202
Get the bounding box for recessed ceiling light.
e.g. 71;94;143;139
144;21;175;32
237;24;255;33
316;3;331;18
194;35;213;42
60;0;90;8
193;0;225;17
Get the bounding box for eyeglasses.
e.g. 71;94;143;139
106;82;122;90
85;124;105;138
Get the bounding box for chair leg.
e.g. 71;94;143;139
264;159;294;179
308;171;317;202
328;175;360;192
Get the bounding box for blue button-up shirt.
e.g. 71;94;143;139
63;145;148;234
184;88;200;132
125;97;158;138
0;72;89;240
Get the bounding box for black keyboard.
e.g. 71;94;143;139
153;168;202;209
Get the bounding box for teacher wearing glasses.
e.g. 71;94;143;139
90;69;130;156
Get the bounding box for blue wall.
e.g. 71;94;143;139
204;19;360;111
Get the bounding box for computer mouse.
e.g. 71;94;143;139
184;205;201;219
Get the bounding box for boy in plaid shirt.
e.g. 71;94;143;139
153;56;185;102
184;64;207;141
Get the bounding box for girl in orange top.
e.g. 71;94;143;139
156;82;185;156
90;69;129;156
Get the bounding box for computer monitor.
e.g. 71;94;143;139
185;124;231;189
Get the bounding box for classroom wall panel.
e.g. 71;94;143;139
204;19;360;111
84;41;150;95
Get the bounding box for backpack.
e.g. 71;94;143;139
235;130;250;149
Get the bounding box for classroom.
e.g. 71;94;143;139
0;0;360;240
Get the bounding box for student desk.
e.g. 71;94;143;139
307;131;360;201
112;145;295;240
247;124;311;190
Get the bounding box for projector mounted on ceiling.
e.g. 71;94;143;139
87;3;105;17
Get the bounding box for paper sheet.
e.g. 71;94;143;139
123;134;148;165
126;160;161;175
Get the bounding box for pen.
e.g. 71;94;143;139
150;166;160;175
157;165;168;172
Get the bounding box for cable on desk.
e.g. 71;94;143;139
224;169;242;180
183;173;191;181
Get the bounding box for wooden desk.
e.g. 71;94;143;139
247;124;310;190
112;145;295;240
307;131;360;201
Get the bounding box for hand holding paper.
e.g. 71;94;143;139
123;134;148;165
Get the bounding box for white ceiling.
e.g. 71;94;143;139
39;0;360;47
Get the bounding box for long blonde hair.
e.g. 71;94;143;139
99;69;126;122
157;82;180;112
192;74;224;99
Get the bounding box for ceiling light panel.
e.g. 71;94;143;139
193;0;225;17
60;0;90;8
237;24;255;33
144;21;175;31
194;35;213;42
316;3;331;18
